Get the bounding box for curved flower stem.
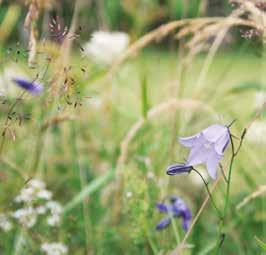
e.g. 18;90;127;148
219;163;228;184
192;168;222;219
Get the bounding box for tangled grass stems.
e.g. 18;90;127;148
236;185;266;210
103;16;255;83
112;98;217;222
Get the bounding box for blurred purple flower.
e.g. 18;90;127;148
156;196;192;232
178;124;230;179
12;78;43;95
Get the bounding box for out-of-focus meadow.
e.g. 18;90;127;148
0;0;265;254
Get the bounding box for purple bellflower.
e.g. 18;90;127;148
12;78;43;95
167;124;230;179
156;196;192;232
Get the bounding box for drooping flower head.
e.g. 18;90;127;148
167;124;230;179
156;196;192;231
12;78;43;95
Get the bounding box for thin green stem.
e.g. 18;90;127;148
71;122;91;254
171;215;181;245
215;133;235;255
192;168;222;219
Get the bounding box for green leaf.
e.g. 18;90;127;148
229;81;266;93
141;75;150;119
255;236;266;251
63;170;114;213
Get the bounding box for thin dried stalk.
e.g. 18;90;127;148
236;185;266;210
105;16;255;81
170;177;222;255
41;114;76;131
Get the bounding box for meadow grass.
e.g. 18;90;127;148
0;44;265;254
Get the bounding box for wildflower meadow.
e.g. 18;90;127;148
0;0;265;254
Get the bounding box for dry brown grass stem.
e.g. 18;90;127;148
170;176;222;255
116;98;216;170
105;16;255;81
41;114;77;131
236;185;266;210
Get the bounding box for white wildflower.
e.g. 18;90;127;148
29;179;46;190
84;31;129;65
41;242;68;255
126;191;132;198
15;179;52;203
47;214;61;226
12;207;37;228
46;201;63;215
246;120;266;144
37;189;52;200
15;186;35;203
0;213;13;232
35;205;47;215
46;201;63;226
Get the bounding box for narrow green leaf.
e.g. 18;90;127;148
255;236;266;251
229;81;266;93
63;171;114;213
141;75;150;118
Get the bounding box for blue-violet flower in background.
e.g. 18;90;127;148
156;196;192;231
12;78;43;95
167;124;230;179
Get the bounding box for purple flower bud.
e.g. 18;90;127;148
12;78;43;95
166;163;192;175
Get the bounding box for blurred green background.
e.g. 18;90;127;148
0;1;265;255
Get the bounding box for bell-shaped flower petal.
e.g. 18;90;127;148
156;203;168;213
175;124;230;179
156;197;192;232
156;217;171;230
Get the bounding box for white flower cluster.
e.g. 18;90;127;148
12;179;63;228
0;179;63;232
41;242;68;255
0;213;13;232
15;179;52;203
84;31;130;65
